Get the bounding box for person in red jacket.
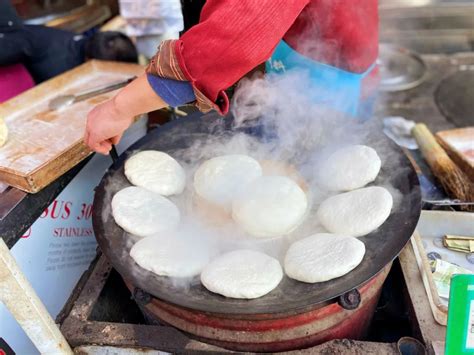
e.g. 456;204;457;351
84;0;378;154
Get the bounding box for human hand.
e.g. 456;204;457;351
84;97;133;154
84;74;168;154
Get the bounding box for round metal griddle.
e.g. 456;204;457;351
93;112;421;316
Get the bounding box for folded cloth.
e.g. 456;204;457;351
444;234;474;253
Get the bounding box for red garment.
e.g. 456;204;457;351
0;64;35;103
147;0;378;114
284;0;378;74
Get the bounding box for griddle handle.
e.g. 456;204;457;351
338;289;361;310
109;145;119;164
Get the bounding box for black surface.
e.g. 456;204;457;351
367;261;413;343
93;112;422;316
435;69;474;127
89;269;146;324
1;157;91;249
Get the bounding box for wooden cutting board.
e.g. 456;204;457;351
0;60;144;193
436;127;474;181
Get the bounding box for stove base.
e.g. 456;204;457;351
61;255;407;353
134;264;391;353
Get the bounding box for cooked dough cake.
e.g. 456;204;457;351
318;145;381;191
194;154;262;209
130;233;211;278
284;233;366;283
201;249;283;299
111;186;180;237
316;186;393;237
125;150;186;196
232;176;308;238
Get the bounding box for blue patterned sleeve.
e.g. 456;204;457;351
146;73;196;107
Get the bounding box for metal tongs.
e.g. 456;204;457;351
48;76;136;111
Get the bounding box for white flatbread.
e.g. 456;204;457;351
194;154;262;209
232;176;307;238
317;186;393;237
130;233;212;278
319;145;381;191
284;233;366;283
112;186;180;237
125;150;186;196
201;249;283;299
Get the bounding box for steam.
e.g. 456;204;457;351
104;68;410;289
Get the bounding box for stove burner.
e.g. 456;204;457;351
435;70;474;127
378;44;427;92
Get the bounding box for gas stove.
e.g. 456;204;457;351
53;43;474;353
59;254;413;354
56;51;474;355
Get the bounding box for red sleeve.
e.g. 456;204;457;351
147;0;309;114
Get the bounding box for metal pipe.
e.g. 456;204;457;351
0;239;73;354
